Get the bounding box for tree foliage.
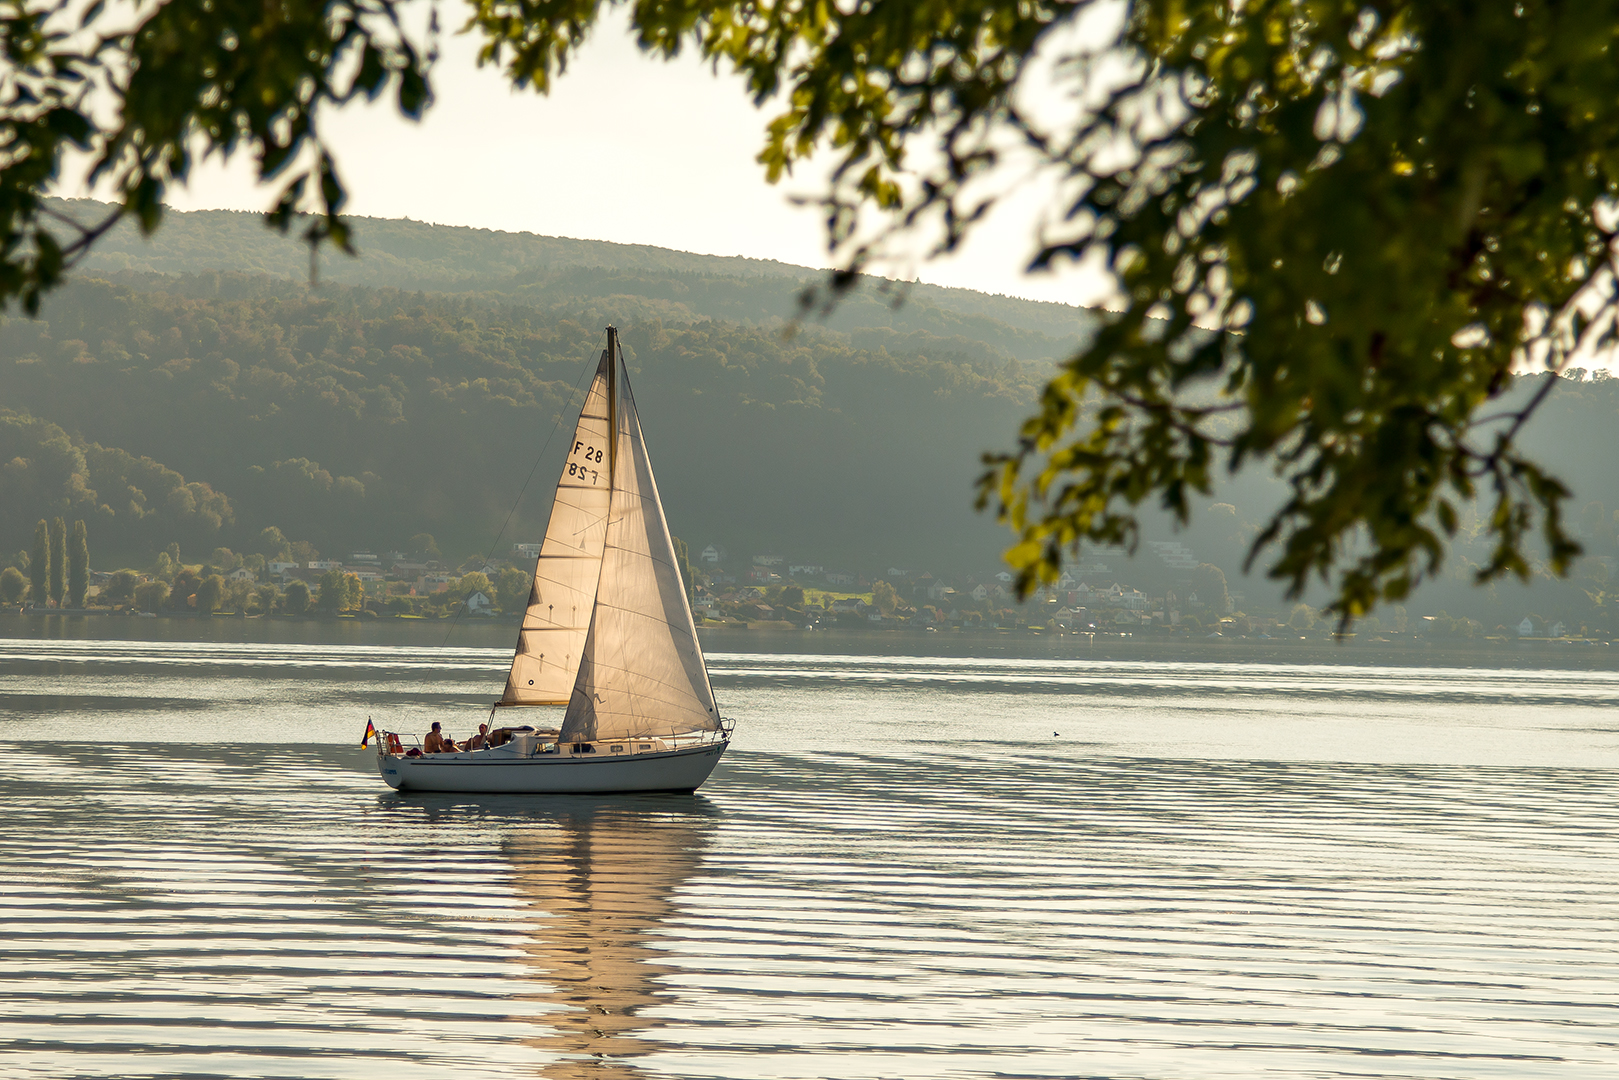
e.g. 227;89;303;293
101;568;139;607
0;564;23;605
133;579;168;612
254;582;282;615
47;514;63;605
5;1;1619;619
0;0;430;313
316;568;364;612
283;578;312;615
67;517;86;607
456;571;493;605
28;518;46;604
494;565;531;612
969;1;1619;626
195;573;225;615
168;566;202;610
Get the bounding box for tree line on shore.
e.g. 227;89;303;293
0;519;538;619
0;518;88;609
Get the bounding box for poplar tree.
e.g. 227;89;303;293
48;518;66;607
28;521;47;607
67;520;88;609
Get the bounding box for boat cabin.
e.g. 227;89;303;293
562;738;670;756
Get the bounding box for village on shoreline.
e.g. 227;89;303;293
1;530;1600;650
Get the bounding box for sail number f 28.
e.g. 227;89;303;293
568;442;606;484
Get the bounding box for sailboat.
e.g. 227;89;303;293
373;327;731;793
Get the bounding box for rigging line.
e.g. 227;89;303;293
441;342;602;649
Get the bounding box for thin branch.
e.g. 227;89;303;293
1114;389;1239;446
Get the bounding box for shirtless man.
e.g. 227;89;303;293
466;723;491;751
423;722;454;754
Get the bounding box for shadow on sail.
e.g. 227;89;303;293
502;800;714;1079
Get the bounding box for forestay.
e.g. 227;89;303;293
561;369;720;742
501;353;613;705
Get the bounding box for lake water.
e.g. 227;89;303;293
3;625;1618;1078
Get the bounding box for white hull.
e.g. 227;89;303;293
377;740;726;794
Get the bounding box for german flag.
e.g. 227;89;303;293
361;718;377;747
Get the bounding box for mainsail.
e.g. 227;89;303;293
560;358;720;742
500;352;614;705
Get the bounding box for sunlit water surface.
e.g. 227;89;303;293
3;633;1617;1079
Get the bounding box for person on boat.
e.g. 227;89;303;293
465;723;491;751
424;722;454;754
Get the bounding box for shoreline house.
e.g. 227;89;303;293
465;591;494;614
1517;616;1568;638
1051;605;1091;628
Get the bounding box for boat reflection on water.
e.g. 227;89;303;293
501;799;715;1079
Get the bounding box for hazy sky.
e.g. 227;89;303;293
98;15;1109;309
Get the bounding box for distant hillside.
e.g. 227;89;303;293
12;202;1619;635
0;269;1042;575
49;199;1095;360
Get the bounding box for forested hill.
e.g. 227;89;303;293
0;200;1105;575
53;199;1093;361
13;202;1619;634
0;267;1047;574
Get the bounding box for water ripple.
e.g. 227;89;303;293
3;739;1618;1079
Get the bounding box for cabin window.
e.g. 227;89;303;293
610;744;625;753
638;744;653;751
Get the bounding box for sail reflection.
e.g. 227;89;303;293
503;802;712;1079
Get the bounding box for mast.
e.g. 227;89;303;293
606;326;618;486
